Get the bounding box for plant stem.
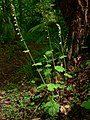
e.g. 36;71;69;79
23;40;45;84
56;23;67;69
10;2;45;84
47;26;55;68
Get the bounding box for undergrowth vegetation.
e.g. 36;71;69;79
0;0;90;120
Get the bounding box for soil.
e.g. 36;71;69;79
0;43;90;120
0;44;27;87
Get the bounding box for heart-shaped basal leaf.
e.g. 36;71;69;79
44;99;60;116
55;66;65;73
45;50;53;57
81;99;90;109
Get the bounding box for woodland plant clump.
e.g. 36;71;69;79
2;26;89;119
0;0;90;120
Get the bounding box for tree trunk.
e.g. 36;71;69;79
55;0;90;59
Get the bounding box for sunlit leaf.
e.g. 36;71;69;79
50;4;55;7
24;96;30;101
59;85;65;89
45;50;53;57
64;73;72;78
44;68;52;77
32;62;42;66
67;86;73;91
45;64;51;68
23;50;29;53
37;68;43;72
31;102;35;106
31;80;35;83
47;84;60;91
60;55;67;59
37;84;47;91
55;66;65;72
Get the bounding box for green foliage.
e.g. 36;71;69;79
37;83;60;92
0;13;15;43
66;85;73;91
32;62;42;66
19;62;34;80
4;83;19;91
45;50;53;57
37;84;47;91
86;60;90;66
47;84;60;92
81;99;90;109
42;98;60;116
1;0;89;119
60;55;67;59
55;66;65;73
64;73;72;78
3;90;32;120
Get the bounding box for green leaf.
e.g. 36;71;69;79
55;66;65;72
50;4;55;7
37;68;43;72
64;73;72;78
32;62;42;66
37;84;47;91
31;102;35;106
47;84;60;91
24;96;30;101
45;64;51;68
43;99;60;116
59;85;65;89
45;50;53;57
23;50;29;53
44;68;52;77
29;23;44;32
31;80;35;84
86;60;90;66
67;85;73;91
81;99;90;109
60;55;67;59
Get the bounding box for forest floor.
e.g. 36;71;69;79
0;43;90;120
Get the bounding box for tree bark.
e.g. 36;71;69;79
55;0;90;59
